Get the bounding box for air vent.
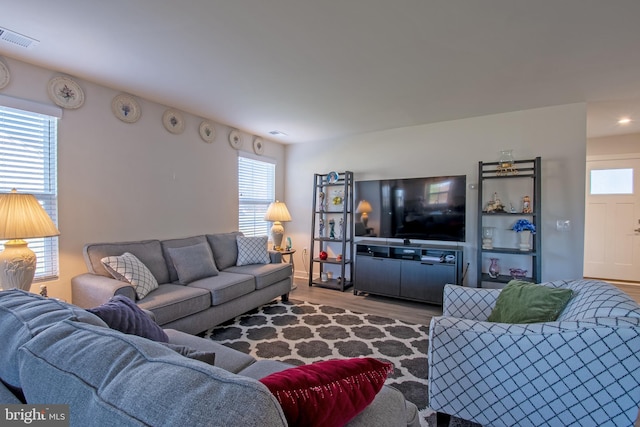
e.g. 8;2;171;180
269;130;288;136
0;27;39;49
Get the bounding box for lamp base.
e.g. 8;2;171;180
0;240;36;291
271;222;285;251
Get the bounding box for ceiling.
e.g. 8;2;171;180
1;0;639;143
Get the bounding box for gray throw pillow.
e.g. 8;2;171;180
236;235;270;266
167;242;219;284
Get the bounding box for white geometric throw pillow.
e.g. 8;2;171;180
236;235;270;266
101;252;159;299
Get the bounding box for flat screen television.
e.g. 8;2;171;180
354;175;466;242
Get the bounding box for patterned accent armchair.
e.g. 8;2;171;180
428;280;640;427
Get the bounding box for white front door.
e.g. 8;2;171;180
584;156;640;281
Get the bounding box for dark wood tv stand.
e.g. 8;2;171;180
354;240;463;305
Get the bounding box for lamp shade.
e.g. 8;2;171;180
356;200;372;214
264;201;292;222
0;189;60;291
0;189;60;240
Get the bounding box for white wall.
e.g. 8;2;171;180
285;103;587;286
0;57;287;301
587;133;640;156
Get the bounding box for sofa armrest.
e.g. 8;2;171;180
71;273;136;308
268;251;283;263
442;284;501;320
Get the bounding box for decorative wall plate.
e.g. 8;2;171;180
327;171;339;184
48;76;85;109
229;130;242;149
111;93;141;123
162;109;185;134
253;137;265;154
199;121;216;143
0;60;10;90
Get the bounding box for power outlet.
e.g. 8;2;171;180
303;247;308;255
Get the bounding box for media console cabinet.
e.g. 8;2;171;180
354;240;463;305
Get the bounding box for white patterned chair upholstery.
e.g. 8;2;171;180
428;279;640;427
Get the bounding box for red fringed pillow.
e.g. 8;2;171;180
259;357;393;427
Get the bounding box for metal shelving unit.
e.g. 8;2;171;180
308;171;354;291
477;157;541;286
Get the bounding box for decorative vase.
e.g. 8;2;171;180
518;230;531;251
488;258;500;279
482;227;494;249
497;149;517;175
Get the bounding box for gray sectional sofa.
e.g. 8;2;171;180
71;232;292;334
0;290;420;427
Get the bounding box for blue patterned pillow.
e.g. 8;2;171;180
101;252;158;299
236;235;270;266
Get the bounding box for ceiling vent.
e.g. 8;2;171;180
0;27;39;49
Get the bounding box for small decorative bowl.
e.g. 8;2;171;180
509;268;528;279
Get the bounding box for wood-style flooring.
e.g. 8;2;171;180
290;277;640;326
290;277;440;325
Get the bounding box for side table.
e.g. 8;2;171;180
278;249;296;273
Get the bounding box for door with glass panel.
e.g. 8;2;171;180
584;156;640;281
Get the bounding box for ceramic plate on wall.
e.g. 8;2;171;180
111;93;141;123
0;60;10;90
253;137;264;154
199;121;216;143
229;130;242;149
48;76;85;109
327;171;339;184
163;109;185;134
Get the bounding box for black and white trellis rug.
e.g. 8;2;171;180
203;299;479;426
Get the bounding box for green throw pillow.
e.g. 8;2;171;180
487;281;573;324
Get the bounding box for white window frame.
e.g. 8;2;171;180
238;153;276;237
0;96;60;281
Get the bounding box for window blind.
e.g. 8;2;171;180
0;105;59;281
238;155;275;236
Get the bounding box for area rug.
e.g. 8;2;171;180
203;299;480;427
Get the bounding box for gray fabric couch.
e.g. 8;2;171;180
0;290;420;427
71;232;292;334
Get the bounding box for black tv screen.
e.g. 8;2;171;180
354;175;466;242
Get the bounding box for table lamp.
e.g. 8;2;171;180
356;200;372;227
264;200;291;250
0;189;60;290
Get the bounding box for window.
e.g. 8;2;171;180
590;168;633;195
238;154;275;236
0;104;59;281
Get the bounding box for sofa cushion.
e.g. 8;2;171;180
207;231;243;270
0;289;107;389
102;252;159;299
136;284;211;325
164;329;255;373
160;235;209;283
225;263;292;290
487;281;573;324
160;343;216;366
167;241;219;284
83;240;169;284
87;295;169;342
259;358;393;427
18;320;288;427
188;272;255;306
236;235;270;266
